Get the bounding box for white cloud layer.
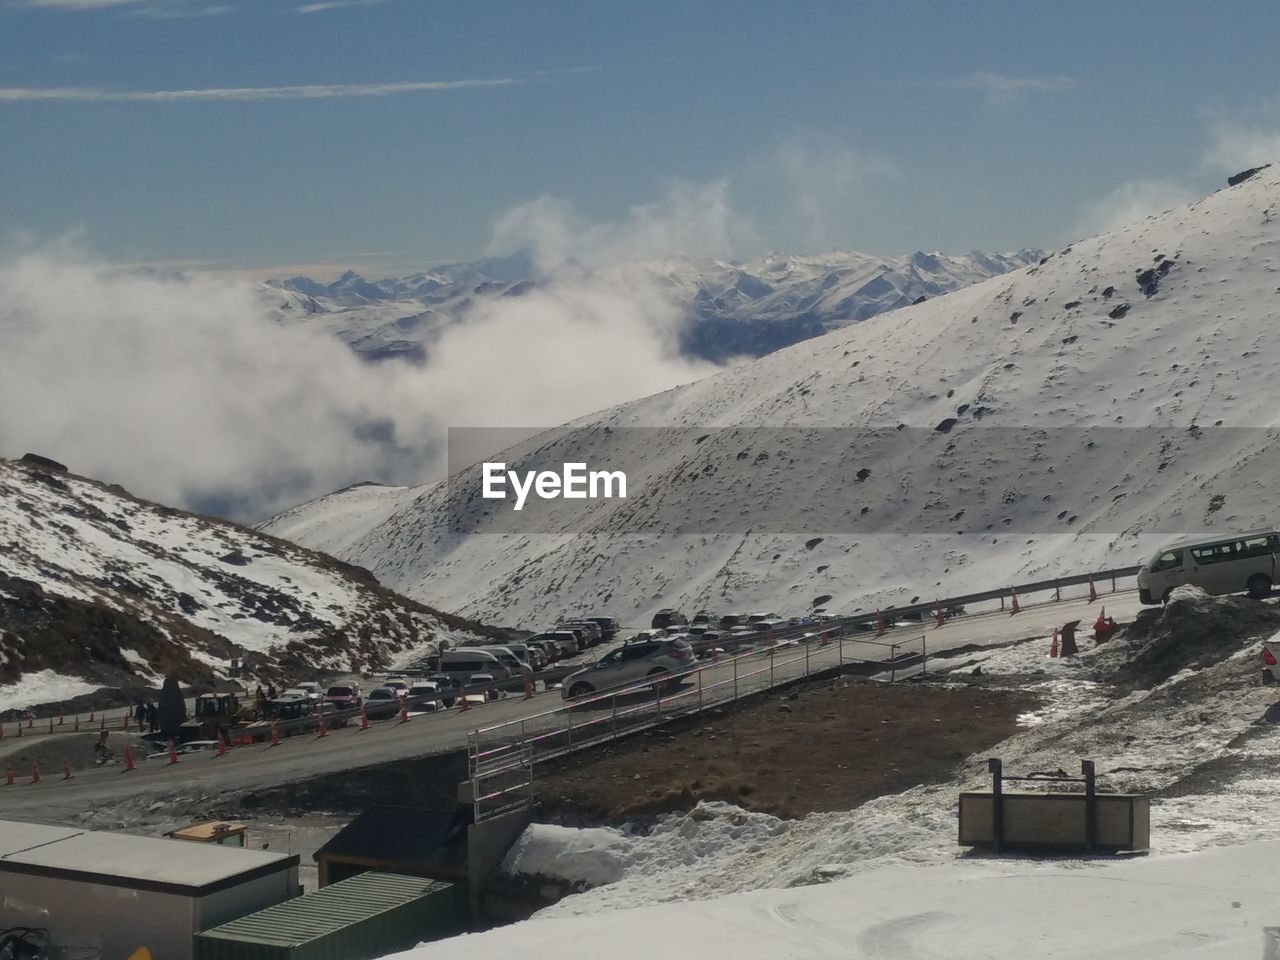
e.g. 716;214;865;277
0;77;518;102
0;229;715;519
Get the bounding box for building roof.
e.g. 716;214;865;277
314;805;469;871
0;819;297;895
197;871;454;946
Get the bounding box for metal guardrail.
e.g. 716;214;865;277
465;563;1142;820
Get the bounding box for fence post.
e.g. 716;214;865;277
922;634;928;677
769;650;775;690
805;639;810;679
891;644;898;683
1055;584;1061;602
567;706;574;749
698;668;704;711
611;695;618;740
839;632;844;671
733;655;739;701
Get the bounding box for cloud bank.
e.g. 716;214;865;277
0;231;716;520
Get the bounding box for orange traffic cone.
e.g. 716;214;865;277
1010;588;1021;614
1088;576;1098;603
123;745;135;772
89;710;95;722
934;603;945;628
58;709;64;726
458;691;471;712
359;707;369;731
31;763;40;784
216;733;227;757
399;701;410;724
63;761;72;781
26;714;33;730
167;740;180;765
522;676;535;701
5;767;13;786
876;611;886;636
1049;628;1059;659
270;721;280;747
317;712;328;738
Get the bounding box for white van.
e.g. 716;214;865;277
470;646;532;676
437;649;512;685
1137;530;1280;604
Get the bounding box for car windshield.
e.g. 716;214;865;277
326;687;352;697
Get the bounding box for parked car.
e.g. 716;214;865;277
364;687;401;719
406;680;441;711
560;637;695;700
651;609;688;630
469;673;503;701
525;639;558;664
537;629;585;655
690;611;715;627
553;625;593;652
1263;632;1280;684
323;684;361;710
719;614;744;630
584;616;621;642
381;679;410;695
437;649;512;686
294;681;323;703
426;674;463;708
559;620;604;646
747;612;781;623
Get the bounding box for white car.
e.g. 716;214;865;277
294;682;323;703
1263;633;1280;684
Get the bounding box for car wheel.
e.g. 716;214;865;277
1248;574;1272;599
568;682;594;699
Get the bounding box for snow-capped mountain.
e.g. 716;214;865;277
0;457;494;710
263;166;1277;629
264;248;1040;365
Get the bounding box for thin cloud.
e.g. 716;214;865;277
946;71;1076;104
1201;104;1280;173
21;0;152;7
0;76;520;103
296;0;385;12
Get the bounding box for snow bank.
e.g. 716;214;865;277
0;669;102;711
400;839;1280;959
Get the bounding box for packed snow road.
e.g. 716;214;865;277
0;591;1142;823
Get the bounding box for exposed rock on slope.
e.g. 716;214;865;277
0;457;493;709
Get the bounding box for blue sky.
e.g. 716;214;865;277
2;0;1279;277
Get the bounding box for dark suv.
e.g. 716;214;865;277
560;637;695;700
651;608;688;630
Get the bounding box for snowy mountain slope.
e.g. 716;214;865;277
264;248;1040;365
0;457;491;709
265;166;1280;628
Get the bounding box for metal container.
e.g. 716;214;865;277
194;872;460;960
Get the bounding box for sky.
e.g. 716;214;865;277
2;0;1279;278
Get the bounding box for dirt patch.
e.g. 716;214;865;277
535;679;1038;821
1095;590;1280;689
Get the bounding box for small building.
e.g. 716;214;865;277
313;805;469;889
195;871;460;960
0;819;299;960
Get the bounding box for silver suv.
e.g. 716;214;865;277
560;638;695;700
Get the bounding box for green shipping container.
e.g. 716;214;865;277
195;872;461;960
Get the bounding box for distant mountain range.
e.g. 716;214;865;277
263;248;1042;365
